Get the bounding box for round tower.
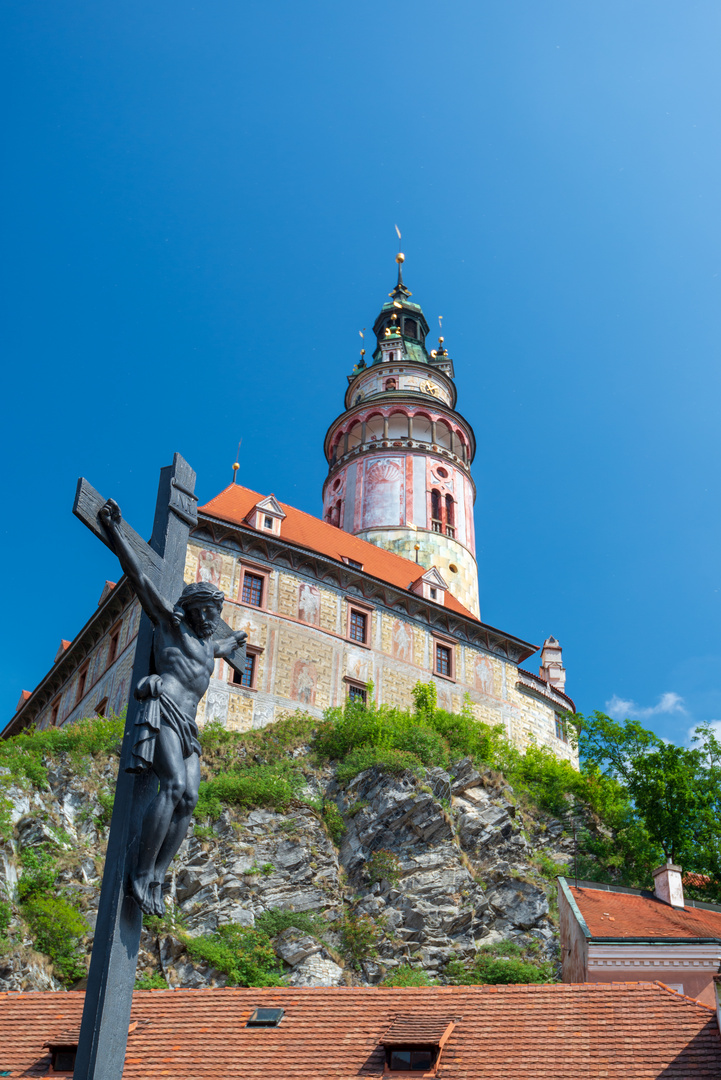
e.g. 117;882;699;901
322;254;480;617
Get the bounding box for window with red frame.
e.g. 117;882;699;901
108;626;120;667
76;663;89;705
349;609;368;644
242;572;264;607
232;653;256;688
435;642;452;678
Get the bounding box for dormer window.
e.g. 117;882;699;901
380;1016;455;1076
409;567;448;606
246;495;286;537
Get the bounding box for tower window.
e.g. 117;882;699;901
50;698;61;726
445;494;455;537
431;488;442;531
555;715;568;742
404;319;417;339
388;352;395;362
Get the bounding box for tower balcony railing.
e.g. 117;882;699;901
431;519;442;533
329;437;471;474
445;525;455;538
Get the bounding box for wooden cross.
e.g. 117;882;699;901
71;454;244;1080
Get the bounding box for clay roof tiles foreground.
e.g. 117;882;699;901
1;982;720;1079
199;483;481;622
570;885;721;940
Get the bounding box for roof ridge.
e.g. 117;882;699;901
653;981;716;1011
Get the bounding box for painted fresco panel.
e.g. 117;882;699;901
362;457;404;529
412;455;426;527
343;462;357;532
298;583;321;626
196;549;222;586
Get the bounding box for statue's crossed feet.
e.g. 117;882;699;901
130;871;161;917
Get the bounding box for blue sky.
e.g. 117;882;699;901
1;2;720;745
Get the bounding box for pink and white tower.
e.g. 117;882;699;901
322;254;480;617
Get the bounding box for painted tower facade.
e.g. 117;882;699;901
322;257;480;616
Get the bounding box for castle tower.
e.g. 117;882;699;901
322;254;480;616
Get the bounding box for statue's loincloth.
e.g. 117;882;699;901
126;675;201;773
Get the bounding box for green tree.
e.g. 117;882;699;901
574;711;721;898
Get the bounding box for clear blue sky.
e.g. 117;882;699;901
2;2;719;745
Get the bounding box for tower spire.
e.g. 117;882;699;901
390;225;411;300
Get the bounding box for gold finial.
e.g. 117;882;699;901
231;440;242;483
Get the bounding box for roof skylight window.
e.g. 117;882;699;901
247;1007;284;1028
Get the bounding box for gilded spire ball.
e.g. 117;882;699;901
232;462;240;472
396;252;405;264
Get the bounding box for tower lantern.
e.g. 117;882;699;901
322;254;480;617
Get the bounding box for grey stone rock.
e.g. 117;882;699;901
274;927;322;967
289;953;344;987
486;879;549;930
450;757;483;794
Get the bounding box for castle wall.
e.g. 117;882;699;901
28;542;576;771
182;540;576;767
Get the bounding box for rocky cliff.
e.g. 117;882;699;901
0;722;574;991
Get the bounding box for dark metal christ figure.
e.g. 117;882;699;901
98;497;246;916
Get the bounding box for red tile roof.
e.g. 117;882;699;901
570;885;721;939
380;1015;455;1046
1;983;719;1079
200;484;480;621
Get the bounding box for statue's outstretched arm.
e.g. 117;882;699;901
214;628;247;659
99;499;173;626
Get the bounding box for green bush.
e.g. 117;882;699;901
340;912;381;970
17;847;57;903
0;713;125;790
196;762;305;819
381;964;436;987
322;801;346;844
135;971;167;989
367;849;401;888
24;895;87;985
336;747;424;785
445;952;554;985
182;923;284;987
255;907;327;941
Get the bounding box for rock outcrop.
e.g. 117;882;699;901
0;750;573;990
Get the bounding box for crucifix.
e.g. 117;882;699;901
72;453;247;1080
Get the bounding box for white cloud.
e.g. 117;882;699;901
605;692;688;721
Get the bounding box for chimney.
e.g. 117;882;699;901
539;636;566;692
652;860;685;908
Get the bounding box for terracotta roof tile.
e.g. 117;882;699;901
199;484;479;621
0;983;719;1078
570;885;721;939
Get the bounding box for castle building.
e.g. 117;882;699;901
4;258;576;763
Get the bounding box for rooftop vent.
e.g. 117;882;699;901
247;1007;285;1028
380;1016;455;1075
